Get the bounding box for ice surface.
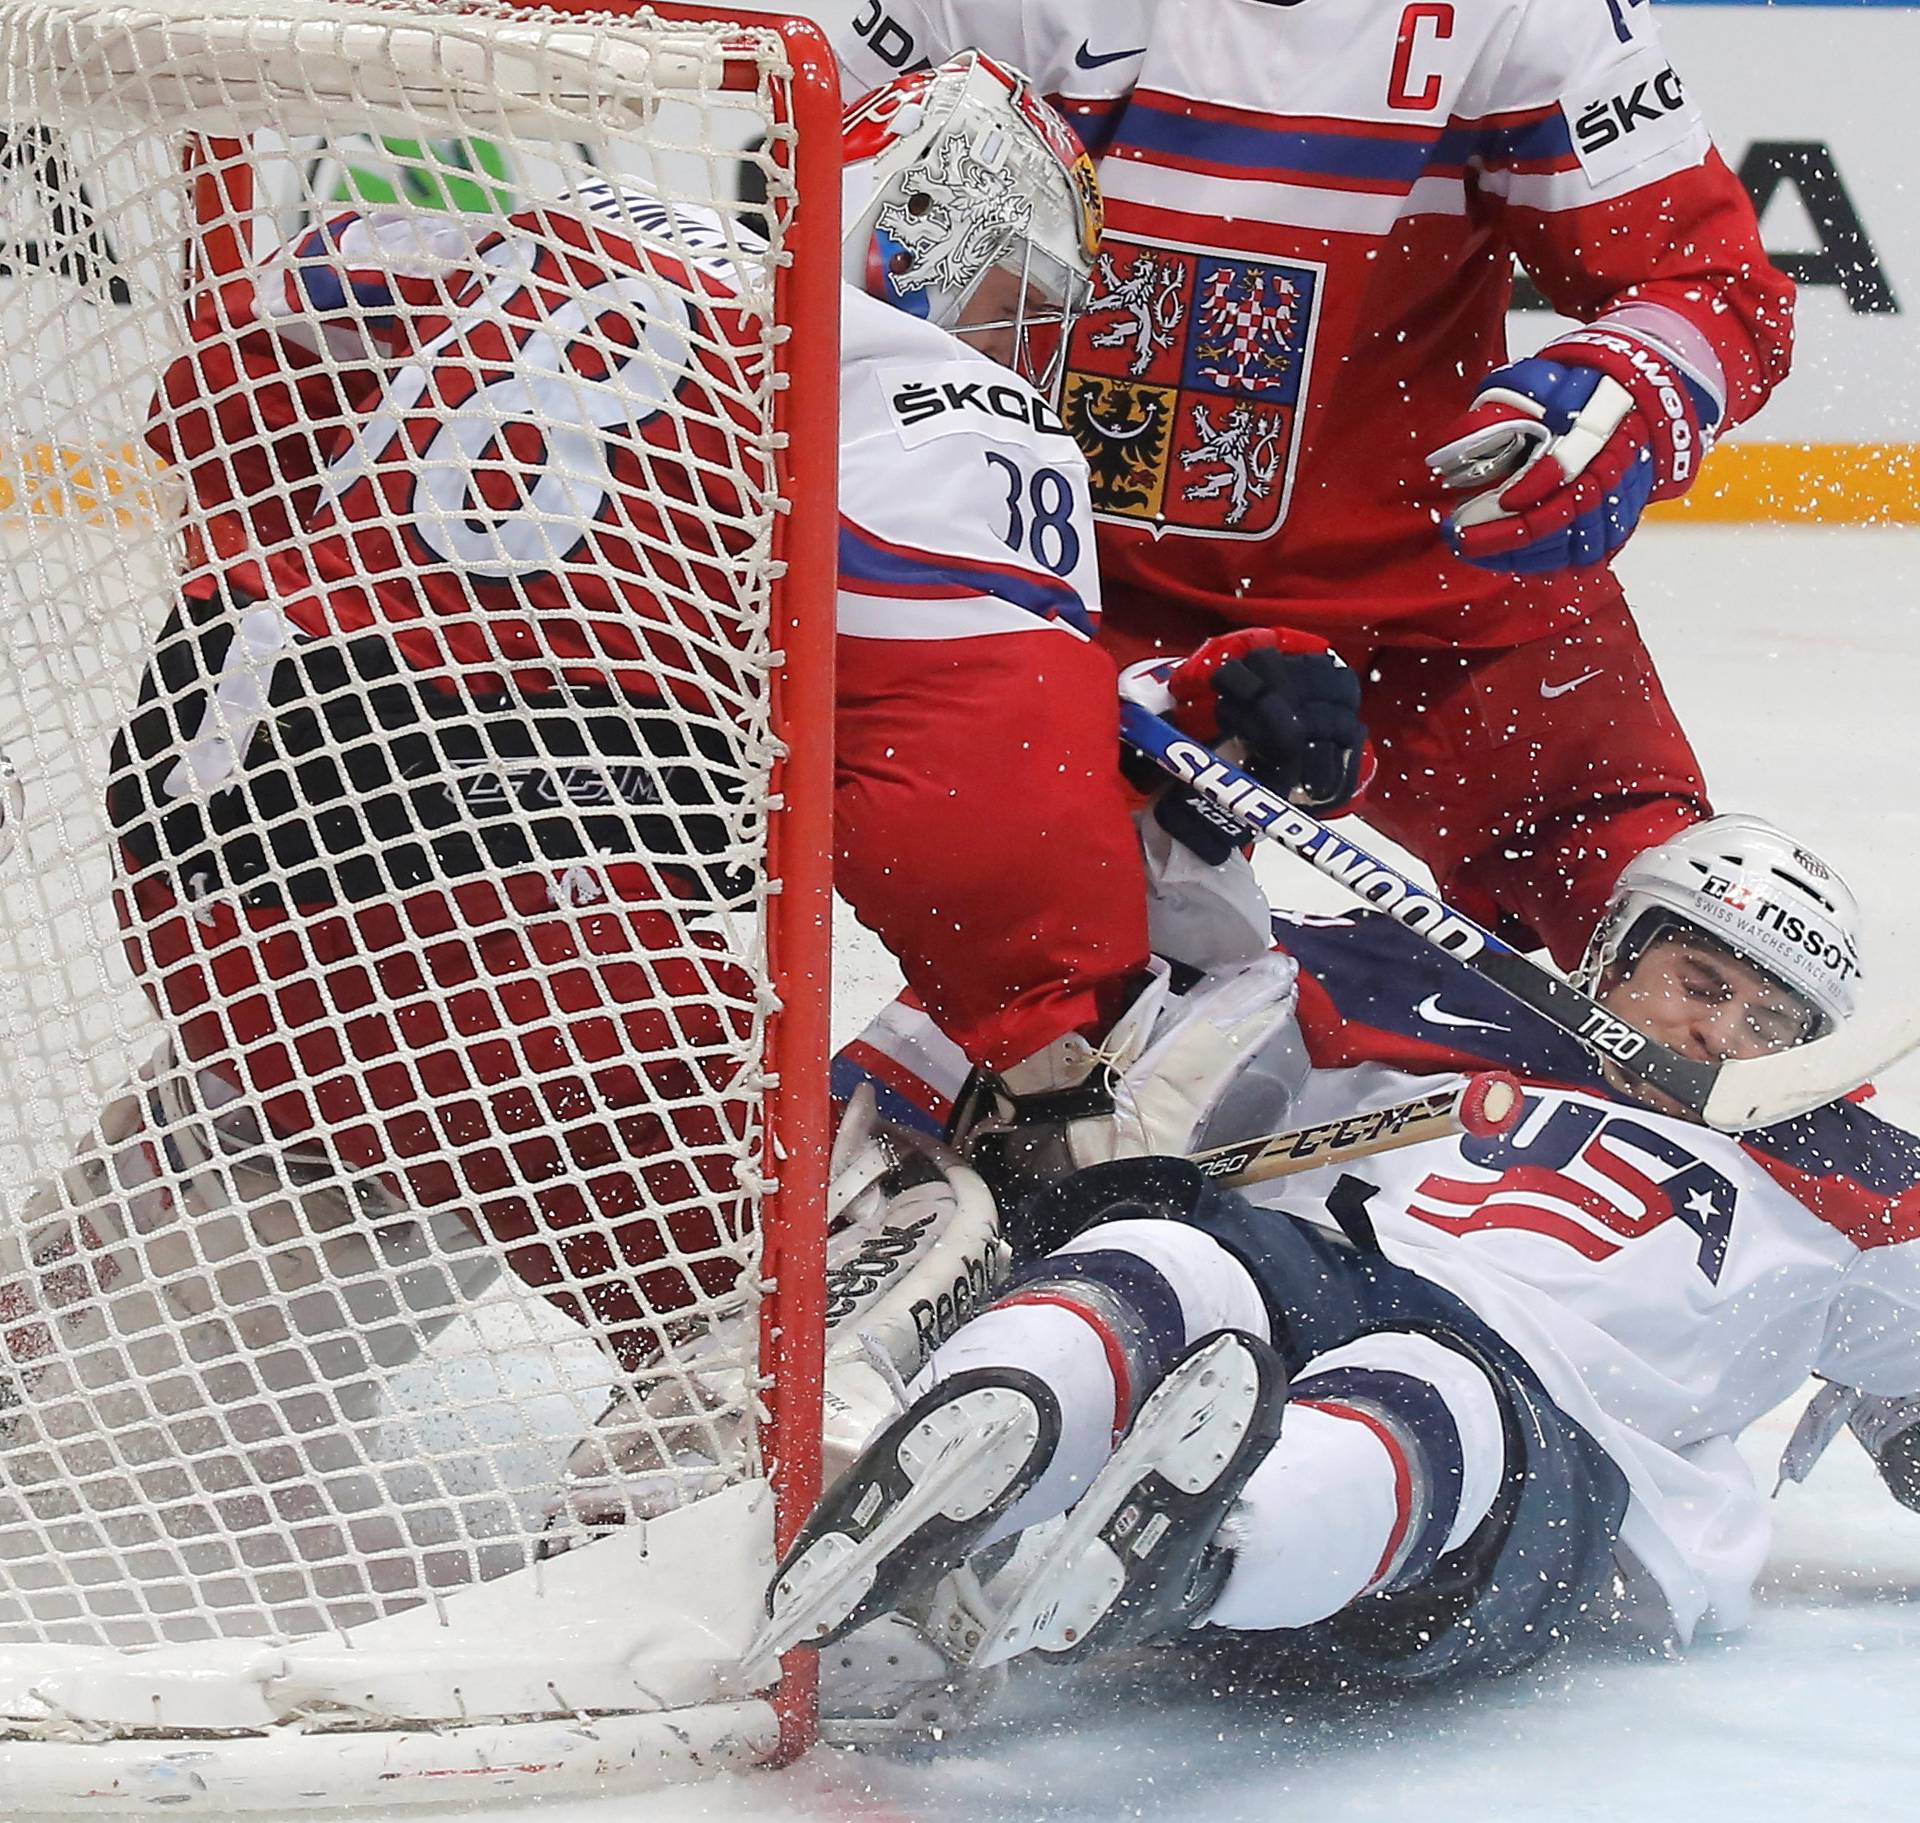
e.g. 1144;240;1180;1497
14;524;1920;1820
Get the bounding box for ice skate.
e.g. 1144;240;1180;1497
753;1364;1062;1664
815;1607;1009;1748
970;1328;1287;1669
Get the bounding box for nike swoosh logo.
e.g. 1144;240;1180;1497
1074;40;1147;69
1539;668;1604;700
1416;994;1507;1033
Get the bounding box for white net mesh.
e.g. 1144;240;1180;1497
0;0;827;1771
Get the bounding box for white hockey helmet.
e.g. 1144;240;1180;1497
842;50;1102;397
1576;813;1864;1039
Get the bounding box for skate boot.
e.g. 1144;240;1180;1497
970;1328;1287;1668
816;1608;1009;1748
753;1365;1061;1665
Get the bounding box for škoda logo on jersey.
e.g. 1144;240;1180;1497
1061;230;1324;540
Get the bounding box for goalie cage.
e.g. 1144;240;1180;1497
0;0;840;1808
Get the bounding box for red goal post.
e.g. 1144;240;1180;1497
0;0;839;1804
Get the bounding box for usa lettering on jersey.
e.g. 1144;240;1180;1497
1406;1090;1738;1282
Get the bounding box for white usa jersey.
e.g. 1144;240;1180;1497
1221;913;1920;1642
1259;1065;1920;1643
837;284;1101;647
833;908;1920;1642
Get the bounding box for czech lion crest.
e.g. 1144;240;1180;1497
1062;231;1322;539
876;134;1032;297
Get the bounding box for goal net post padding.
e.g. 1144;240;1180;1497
0;0;839;1806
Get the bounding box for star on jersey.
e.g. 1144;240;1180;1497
1684;1187;1725;1225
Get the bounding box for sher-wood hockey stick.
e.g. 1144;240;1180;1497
1192;1072;1525;1188
1120;699;1920;1131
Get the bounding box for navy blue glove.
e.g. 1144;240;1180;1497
1140;629;1370;866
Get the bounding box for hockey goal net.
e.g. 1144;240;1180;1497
0;0;838;1806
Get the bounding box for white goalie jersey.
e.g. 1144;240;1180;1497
835;281;1102;646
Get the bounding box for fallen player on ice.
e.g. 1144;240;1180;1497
767;814;1920;1736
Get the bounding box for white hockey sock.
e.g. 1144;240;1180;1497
1201;1331;1506;1633
913;1301;1121;1547
1204;1401;1403;1631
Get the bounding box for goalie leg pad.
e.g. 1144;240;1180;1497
546;1117;1006;1535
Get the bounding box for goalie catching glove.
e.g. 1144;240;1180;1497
1122;629;1370;867
1427;325;1723;574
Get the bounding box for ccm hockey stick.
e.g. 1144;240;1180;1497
1192;1072;1525;1188
1120;700;1920;1131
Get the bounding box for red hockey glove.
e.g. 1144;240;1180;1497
1120;630;1372;868
1426;327;1722;574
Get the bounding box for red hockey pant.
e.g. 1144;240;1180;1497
1104;573;1707;967
833;628;1152;1071
123;869;754;1375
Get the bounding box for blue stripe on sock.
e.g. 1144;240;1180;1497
1292;1363;1468;1587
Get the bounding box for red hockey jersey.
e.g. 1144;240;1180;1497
147;197;769;715
822;0;1793;656
139;193;1152;1069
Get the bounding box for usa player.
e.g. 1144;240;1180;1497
764;815;1920;1695
819;0;1792;974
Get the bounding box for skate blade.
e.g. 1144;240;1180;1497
749;1385;1045;1668
970;1333;1267;1669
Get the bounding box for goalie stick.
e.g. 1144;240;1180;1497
1192;1072;1524;1188
1120;699;1920;1132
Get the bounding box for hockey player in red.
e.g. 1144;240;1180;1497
97;59;1200;1385
819;0;1794;966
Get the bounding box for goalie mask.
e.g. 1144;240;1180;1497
842;50;1102;398
1575;813;1863;1043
